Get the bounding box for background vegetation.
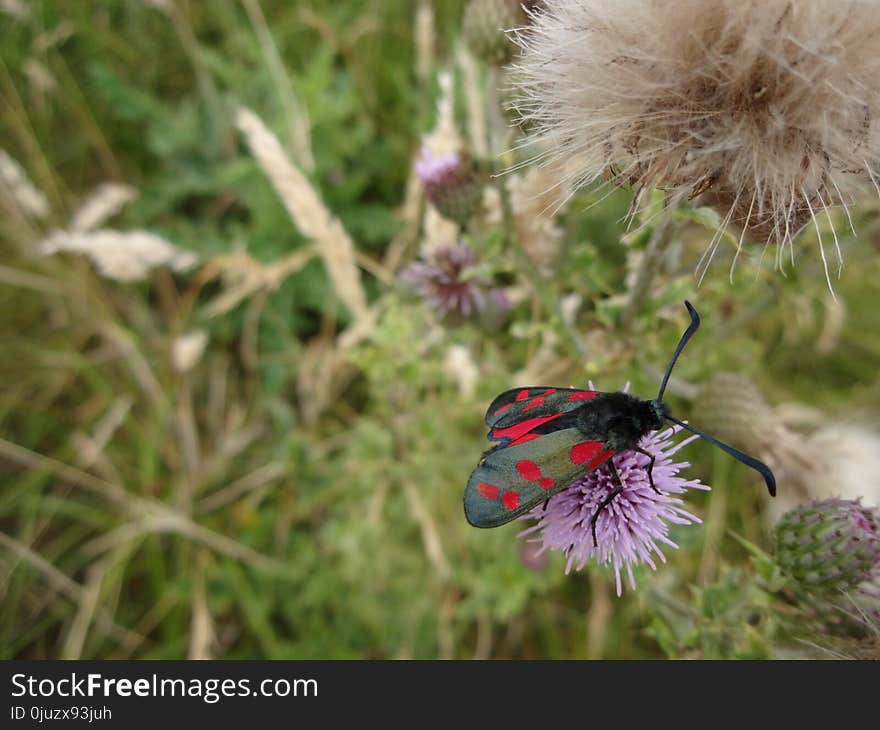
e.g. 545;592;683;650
2;0;879;659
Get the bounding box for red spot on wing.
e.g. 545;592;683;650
522;396;545;412
570;441;603;465
515;390;530;401
589;449;615;469
542;388;557;396
493;402;513;416
516;460;542;482
477;482;499;500
568;391;596;402
489;413;563;443
502;490;520;511
509;433;543;446
517;460;554;489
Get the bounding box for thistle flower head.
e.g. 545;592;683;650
400;243;495;322
414;148;463;187
463;0;528;66
774;498;880;596
519;423;708;595
512;0;880;278
415;146;483;225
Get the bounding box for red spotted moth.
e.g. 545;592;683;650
465;301;776;544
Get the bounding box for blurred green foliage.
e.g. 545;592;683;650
1;0;878;659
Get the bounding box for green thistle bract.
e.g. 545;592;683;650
774;498;880;595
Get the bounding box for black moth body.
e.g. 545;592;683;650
572;392;667;452
464;301;776;538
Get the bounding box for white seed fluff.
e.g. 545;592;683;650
512;0;880;277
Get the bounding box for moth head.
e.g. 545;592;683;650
649;399;669;431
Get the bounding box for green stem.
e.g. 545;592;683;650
622;218;672;326
486;70;584;357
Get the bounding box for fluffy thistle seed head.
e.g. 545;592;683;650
774;498;880;595
512;0;880;272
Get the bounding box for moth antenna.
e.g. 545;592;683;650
656;301;700;403
666;415;776;497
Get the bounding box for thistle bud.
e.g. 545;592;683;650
463;0;526;66
774;499;880;595
415;147;483;225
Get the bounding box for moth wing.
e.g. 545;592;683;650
484;387;598;428
464;428;614;528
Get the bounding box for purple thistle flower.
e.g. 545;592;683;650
400;244;488;321
414;147;482;224
519;423;708;596
414;147;464;187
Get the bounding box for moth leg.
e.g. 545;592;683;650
635;446;660;495
590;458;625;548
